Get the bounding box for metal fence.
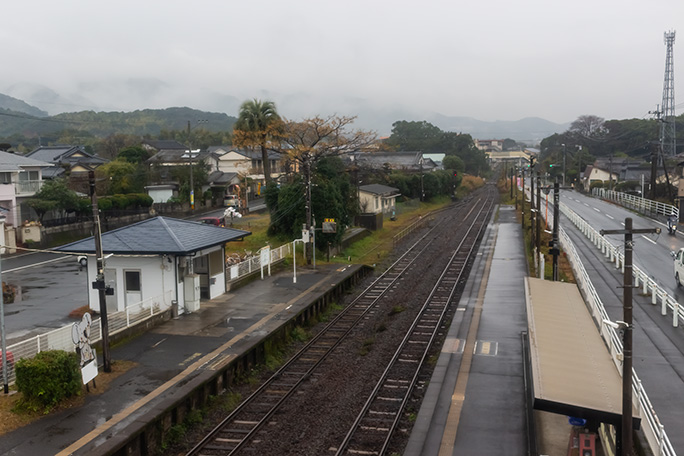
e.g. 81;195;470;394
557;202;676;455
594;188;679;220
226;243;291;282
2;290;173;386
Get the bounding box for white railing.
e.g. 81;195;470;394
554;202;676;455
2;290;174;386
594;188;679;220
14;180;43;195
226;243;291;282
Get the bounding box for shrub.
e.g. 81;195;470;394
15;350;82;412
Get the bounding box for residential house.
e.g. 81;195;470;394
145;145;212;202
55;216;251;315
351;151;437;173
0;151;53;227
581;158;650;191
359;184;400;216
206;146;284;200
26;145;108;179
475;139;504;153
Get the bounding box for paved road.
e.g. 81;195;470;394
2;252;88;344
557;190;684;453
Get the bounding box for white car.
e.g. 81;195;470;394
673;248;684;286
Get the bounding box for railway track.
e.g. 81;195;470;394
334;189;495;455
187;186;496;456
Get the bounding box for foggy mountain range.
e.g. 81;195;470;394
1;79;570;142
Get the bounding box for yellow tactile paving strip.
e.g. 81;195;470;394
438;227;497;456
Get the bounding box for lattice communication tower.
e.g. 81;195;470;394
661;30;676;156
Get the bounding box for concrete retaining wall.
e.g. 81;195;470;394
92;264;372;456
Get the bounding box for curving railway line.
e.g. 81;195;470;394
187;184;498;456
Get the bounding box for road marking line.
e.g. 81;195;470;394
641;235;656;245
57;271;338;456
593;207;601;212
605;214;614;220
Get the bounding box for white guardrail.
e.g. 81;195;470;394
2;242;294;387
3;290;174;386
226;243;291;281
549;198;676;455
593;188;679;220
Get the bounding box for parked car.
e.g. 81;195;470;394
198;217;225;227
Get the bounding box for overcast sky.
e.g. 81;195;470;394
1;0;683;126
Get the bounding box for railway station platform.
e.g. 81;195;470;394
404;204;531;455
0;262;368;456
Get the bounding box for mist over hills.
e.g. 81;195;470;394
0;80;569;142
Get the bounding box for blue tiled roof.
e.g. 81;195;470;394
55;216;251;255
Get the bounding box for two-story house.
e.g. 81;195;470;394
25;145;108;179
0;151;53;226
206;146;284;200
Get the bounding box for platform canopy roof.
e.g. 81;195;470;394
525;277;640;429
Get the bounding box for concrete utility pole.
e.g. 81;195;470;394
549;180;560;281
536;172;541;254
600;218;659;456
90;171;111;373
521;169;525;230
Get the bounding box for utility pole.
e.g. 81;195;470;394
521;168;525;230
305;156;313;265
536;171;541;254
530;162;535;249
187;121;194;210
549;180;560;281
510;166;514;199
90;171;111;373
600;219;660;456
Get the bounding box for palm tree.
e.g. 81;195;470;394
234;99;281;183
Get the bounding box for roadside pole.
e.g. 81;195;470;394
600;218;659;456
90;171;111;373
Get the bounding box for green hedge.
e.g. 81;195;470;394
15;350;82;412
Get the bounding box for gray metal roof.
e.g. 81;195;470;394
0;150;53;172
54;216;251;255
359;184;400;196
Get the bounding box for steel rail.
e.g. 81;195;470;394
335;189;495;456
185;199;481;456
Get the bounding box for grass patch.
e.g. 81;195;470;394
389;305;406;316
0;359;136;436
359;337;375;356
290;326;310;342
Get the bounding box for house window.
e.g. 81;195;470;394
0;172;11;184
125;270;141;292
18;171;38;181
375;196;379;210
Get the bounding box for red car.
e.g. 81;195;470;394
197;217;225;227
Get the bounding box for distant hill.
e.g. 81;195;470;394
0;93;48;117
0;103;237;138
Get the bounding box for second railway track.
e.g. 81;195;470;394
187;184;498;456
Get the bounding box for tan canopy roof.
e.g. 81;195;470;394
525;277;640;428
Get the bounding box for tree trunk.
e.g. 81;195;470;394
261;144;271;183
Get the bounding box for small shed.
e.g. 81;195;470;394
55;216;250;316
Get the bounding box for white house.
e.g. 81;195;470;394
55;217;251;316
359;184;400;216
0;151;53;227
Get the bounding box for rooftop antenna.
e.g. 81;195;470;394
661;30;676;156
